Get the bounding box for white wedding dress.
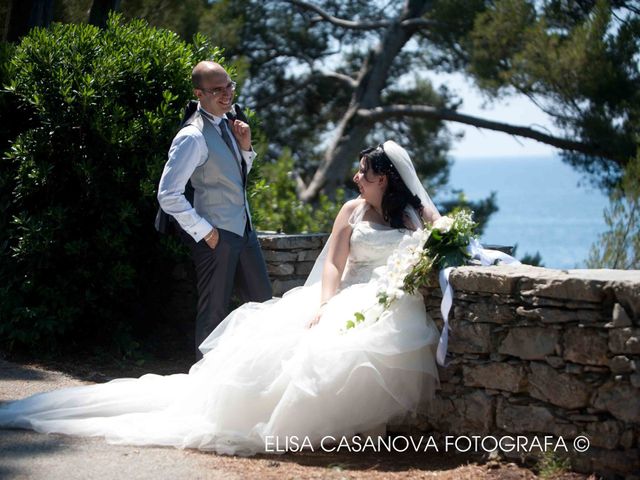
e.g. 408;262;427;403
0;210;440;455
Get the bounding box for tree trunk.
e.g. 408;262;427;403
89;0;121;28
6;0;54;42
300;0;431;200
300;110;371;201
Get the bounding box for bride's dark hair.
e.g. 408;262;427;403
359;145;423;229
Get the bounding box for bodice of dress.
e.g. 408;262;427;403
340;221;407;287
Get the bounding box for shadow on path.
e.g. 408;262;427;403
0;356;591;480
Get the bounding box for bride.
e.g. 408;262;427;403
0;141;442;455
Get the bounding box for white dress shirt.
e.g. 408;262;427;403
157;104;257;242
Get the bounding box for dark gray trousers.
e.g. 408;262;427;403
185;226;272;360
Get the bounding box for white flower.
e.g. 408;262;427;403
387;271;404;289
387;287;405;300
433;216;454;233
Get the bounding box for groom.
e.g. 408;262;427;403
158;61;272;359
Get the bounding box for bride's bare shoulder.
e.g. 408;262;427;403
331;198;366;228
340;198;366;216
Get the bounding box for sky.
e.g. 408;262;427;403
428;72;561;159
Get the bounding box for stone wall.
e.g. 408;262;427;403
175;233;639;477
417;266;640;479
259;233;328;296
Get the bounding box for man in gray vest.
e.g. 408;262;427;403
158;61;272;360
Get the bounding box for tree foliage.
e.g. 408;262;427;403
465;0;640;190
0;16;216;354
179;0;639;201
12;1;638;199
587;146;640;269
250;148;345;233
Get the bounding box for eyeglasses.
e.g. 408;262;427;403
198;81;237;97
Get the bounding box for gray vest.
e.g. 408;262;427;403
186;111;250;236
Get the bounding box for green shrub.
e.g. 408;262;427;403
250;148;344;234
0;15;218;355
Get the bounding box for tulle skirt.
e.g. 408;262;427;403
0;280;439;455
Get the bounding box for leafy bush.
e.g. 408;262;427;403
587;146;640;269
251;148;344;233
0;15;218;355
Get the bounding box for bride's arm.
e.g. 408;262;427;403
307;199;361;328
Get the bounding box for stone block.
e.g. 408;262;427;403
584;420;621;449
436;364;460;383
496;400;577;437
422;395;456;432
572;447;640;478
515;306;603;324
448;320;493;354
620;429;634;449
489;353;508;362
262;250;298;262
271;278;305;297
563;327;609;366
498;327;559;360
518;269;640;303
568;414;598;422
455;302;516;324
612;282;640;322
521;296;601;310
453;391;494;434
448;265;527;294
424;391;494;434
591;381;640;423
545;356;565;368
583;365;609;373
296;250;322;262
518;270;605;302
610;302;632;327
259;233;327;250
267;262;294;276
496;400;553;433
294;261;315;276
463;363;527;393
609;327;640;354
528;362;591;410
565;363;583;374
609;355;634;374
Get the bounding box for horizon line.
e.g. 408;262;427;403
451;153;562;161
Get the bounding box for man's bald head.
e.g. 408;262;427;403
192;61;228;89
191;61;235;116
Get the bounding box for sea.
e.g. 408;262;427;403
443;155;610;269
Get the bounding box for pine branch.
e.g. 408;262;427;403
357;104;619;162
286;0;435;31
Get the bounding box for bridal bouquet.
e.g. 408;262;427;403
346;209;477;330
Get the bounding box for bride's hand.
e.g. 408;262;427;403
306;302;328;328
306;311;322;329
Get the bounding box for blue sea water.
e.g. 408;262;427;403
443;155;610;269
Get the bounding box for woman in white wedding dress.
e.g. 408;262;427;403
0;141;442;455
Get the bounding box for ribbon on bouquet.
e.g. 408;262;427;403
435;238;521;367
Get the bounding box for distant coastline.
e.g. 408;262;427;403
443;155;608;269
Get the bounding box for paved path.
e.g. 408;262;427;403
0;359;582;479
